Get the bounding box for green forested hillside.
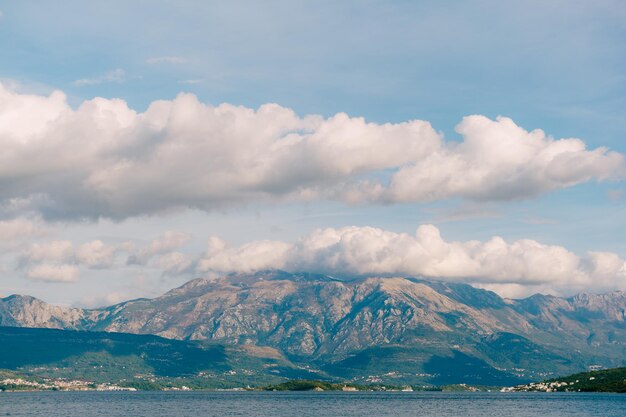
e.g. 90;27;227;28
547;367;626;392
0;326;317;388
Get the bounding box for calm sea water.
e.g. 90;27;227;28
1;391;624;417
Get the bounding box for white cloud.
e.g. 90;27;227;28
72;69;125;87
197;224;626;297
198;236;291;273
10;222;626;296
146;231;190;254
0;86;69;139
146;56;187;64
0;83;622;220
375;116;625;203
26;264;79;283
0;218;45;241
128;231;191;265
156;251;193;274
21;240;73;263
75;240;116;268
13;231;193;282
19;239;118;275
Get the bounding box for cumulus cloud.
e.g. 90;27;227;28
197;225;626;297
198;236;291;273
26;264;79;283
127;231;191;265
72;69;125;87
15;231;193;282
0;83;622;220
20;240;74;264
377;116;624;203
156;251;193;274
18;239;119;282
12;223;626;296
75;240;116;268
0;218;46;241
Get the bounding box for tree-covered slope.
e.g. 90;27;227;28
0;326;315;387
547;367;626;393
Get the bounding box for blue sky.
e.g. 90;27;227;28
0;0;625;305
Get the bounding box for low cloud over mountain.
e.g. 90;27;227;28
198;225;626;297
4;222;626;297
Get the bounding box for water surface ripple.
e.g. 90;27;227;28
1;391;624;417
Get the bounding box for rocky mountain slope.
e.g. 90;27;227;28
0;294;95;329
2;271;625;381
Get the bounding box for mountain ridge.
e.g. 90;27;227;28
2;271;625;381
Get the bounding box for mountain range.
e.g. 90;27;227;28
2;271;625;385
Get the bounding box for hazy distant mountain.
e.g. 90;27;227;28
2;271;625;383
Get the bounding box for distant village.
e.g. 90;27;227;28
0;377;137;392
501;378;596;393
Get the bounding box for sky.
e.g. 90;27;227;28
1;0;625;306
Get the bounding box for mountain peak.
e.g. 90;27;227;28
1;294;40;303
1;272;625;371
